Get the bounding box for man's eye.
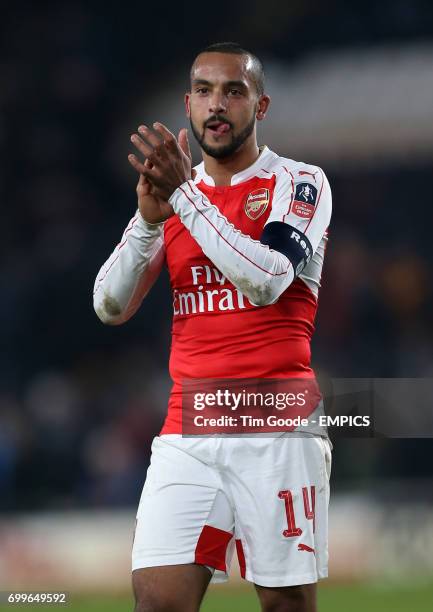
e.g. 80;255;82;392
229;89;241;95
196;88;208;94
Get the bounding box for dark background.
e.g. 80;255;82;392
1;0;433;511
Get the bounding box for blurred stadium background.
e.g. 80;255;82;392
1;1;433;610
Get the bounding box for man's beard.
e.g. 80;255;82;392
190;112;256;159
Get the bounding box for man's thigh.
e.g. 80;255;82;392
254;583;317;612
132;564;212;612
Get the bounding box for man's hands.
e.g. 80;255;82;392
134;162;174;225
128;123;193;224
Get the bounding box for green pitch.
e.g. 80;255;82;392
2;582;433;611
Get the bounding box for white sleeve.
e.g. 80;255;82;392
93;211;165;325
168;170;331;306
264;165;332;255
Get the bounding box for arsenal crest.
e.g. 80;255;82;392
244;188;270;220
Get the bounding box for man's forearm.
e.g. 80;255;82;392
169;181;294;306
93;212;165;324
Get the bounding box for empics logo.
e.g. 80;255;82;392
244;188;269;220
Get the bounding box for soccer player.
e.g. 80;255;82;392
94;43;332;612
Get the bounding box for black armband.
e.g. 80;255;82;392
260;222;313;276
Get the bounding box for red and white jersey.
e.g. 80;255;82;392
94;146;332;434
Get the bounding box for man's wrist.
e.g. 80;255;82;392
168;180;194;213
136;210;166;230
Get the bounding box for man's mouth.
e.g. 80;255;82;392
205;121;231;135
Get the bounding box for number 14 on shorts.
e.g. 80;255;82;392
278;486;315;538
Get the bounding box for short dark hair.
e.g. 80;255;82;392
192;42;265;96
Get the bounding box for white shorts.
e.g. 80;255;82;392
132;434;332;587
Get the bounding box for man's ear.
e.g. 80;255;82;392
185;93;191;118
256;94;271;121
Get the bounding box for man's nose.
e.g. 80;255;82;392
209;92;227;114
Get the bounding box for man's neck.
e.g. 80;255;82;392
202;141;261;187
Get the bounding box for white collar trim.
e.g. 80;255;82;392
193;146;276;187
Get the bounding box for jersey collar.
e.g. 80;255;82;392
193;145;276;187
